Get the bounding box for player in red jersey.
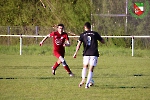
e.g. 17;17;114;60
40;24;74;77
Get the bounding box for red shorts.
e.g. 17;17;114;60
53;50;65;58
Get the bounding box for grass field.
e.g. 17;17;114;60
0;47;150;100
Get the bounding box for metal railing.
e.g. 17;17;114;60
0;35;150;56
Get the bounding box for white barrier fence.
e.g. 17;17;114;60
0;35;150;56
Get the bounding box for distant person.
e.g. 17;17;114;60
40;24;74;77
73;22;105;88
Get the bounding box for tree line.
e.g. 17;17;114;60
0;0;149;48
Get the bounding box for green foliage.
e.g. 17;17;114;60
0;0;150;48
91;0;150;48
0;0;91;34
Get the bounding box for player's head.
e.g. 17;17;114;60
57;24;64;34
84;22;91;31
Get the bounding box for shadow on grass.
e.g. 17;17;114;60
94;85;149;89
0;76;72;80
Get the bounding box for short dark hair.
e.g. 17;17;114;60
57;24;64;28
84;22;91;29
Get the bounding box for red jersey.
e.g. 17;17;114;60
49;31;69;54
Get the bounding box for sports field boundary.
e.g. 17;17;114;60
0;35;150;56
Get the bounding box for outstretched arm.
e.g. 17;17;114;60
39;35;49;46
100;38;105;44
73;41;82;58
63;40;71;47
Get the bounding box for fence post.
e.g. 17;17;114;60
35;26;38;44
20;35;22;55
7;26;10;45
132;36;134;56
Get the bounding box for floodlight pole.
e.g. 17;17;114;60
91;0;93;31
125;0;128;35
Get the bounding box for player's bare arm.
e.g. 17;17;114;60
73;41;82;58
63;40;71;47
39;35;49;46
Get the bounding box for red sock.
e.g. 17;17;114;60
64;65;72;74
52;62;60;70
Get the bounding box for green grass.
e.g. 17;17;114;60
0;45;150;57
0;46;150;100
